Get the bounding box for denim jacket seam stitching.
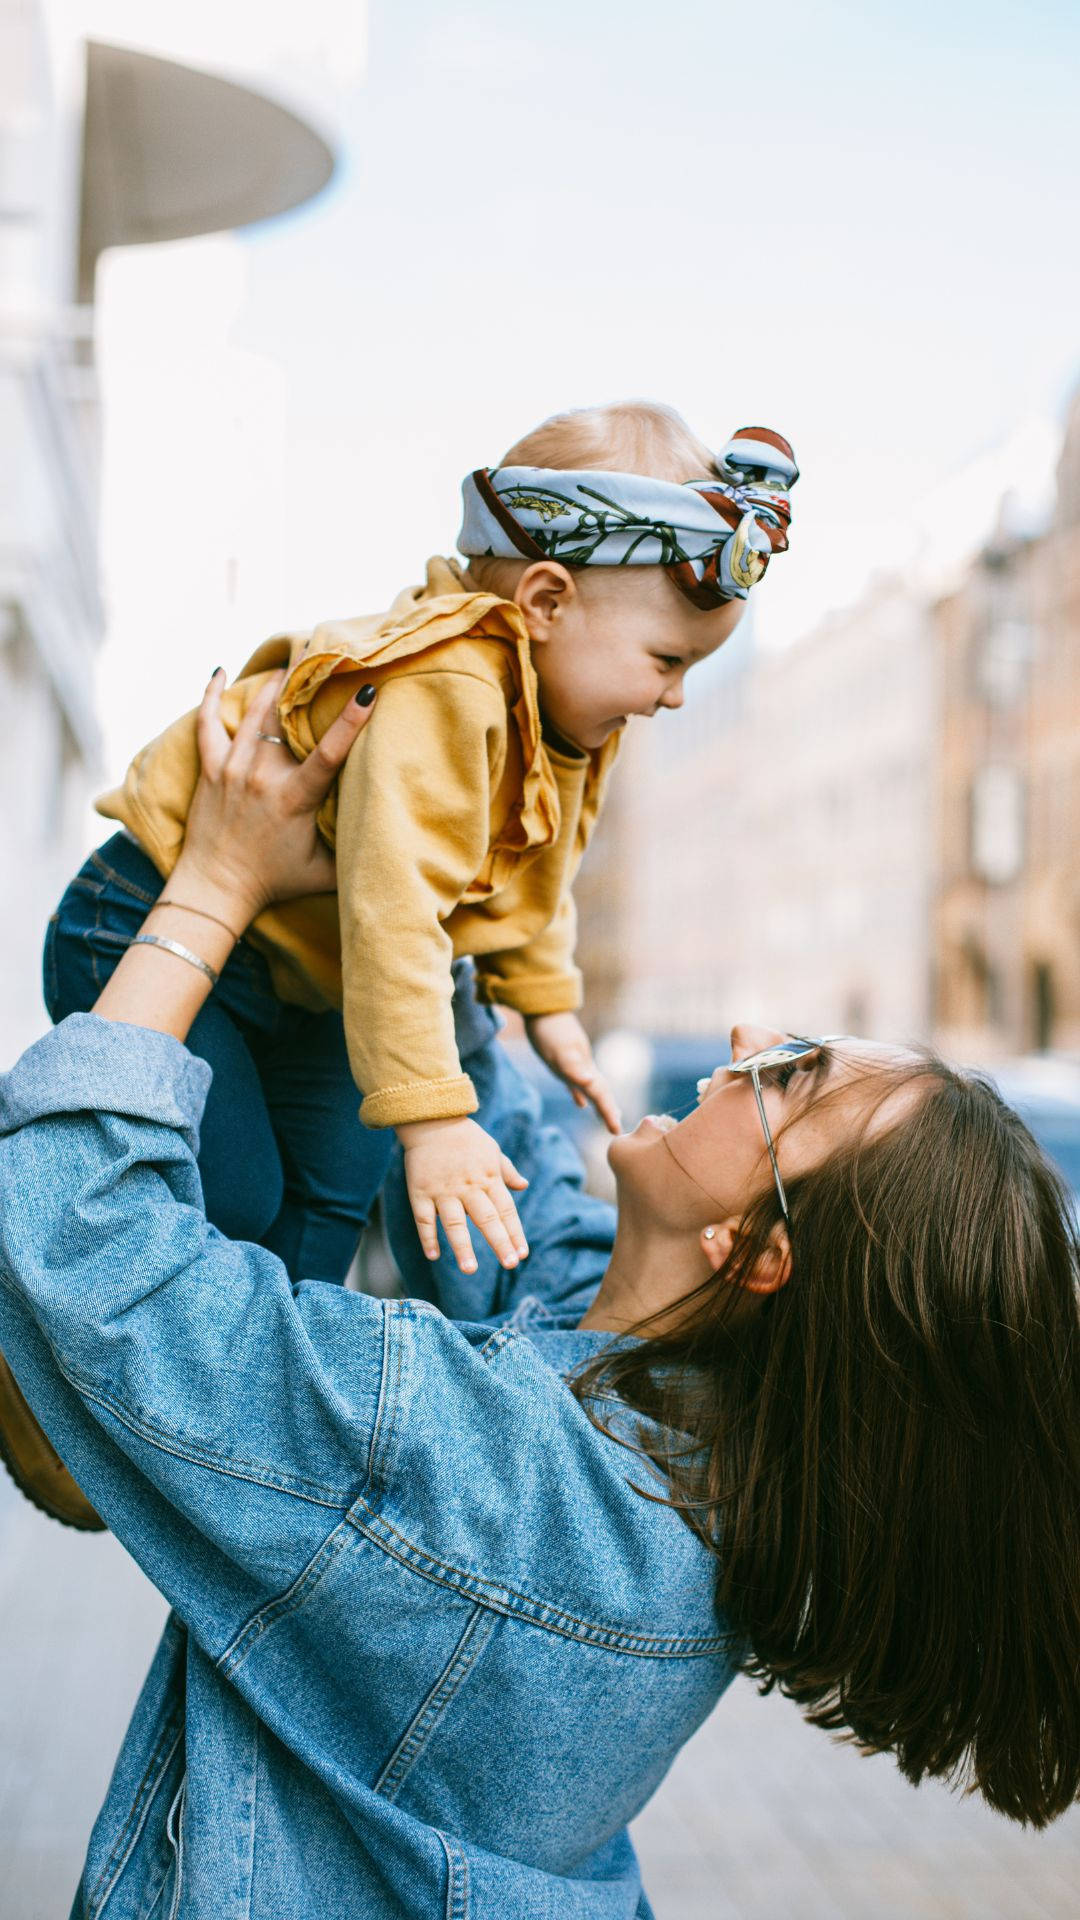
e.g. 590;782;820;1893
476;1325;516;1362
366;1301;398;1489
373;1603;497;1803
439;1831;471;1920
163;1776;186;1920
347;1504;728;1654
216;1515;364;1677
86;1714;184;1915
50;1355;351;1507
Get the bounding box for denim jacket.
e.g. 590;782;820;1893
0;989;736;1919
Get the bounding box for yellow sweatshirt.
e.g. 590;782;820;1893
97;558;621;1127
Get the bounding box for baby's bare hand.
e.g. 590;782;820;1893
396;1117;529;1273
525;1012;622;1135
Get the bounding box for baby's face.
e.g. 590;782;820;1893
519;565;744;753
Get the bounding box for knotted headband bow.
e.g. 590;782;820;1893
457;427;799;609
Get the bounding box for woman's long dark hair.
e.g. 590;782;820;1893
574;1056;1080;1826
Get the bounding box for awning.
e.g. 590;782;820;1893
79;39;335;297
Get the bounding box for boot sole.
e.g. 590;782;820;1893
0;1350;105;1532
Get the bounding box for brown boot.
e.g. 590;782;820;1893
0;1349;105;1531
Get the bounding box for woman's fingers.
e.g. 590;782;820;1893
227;671;286;783
194;667;230;781
294;686;377;807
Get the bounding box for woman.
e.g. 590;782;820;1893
0;675;1076;1918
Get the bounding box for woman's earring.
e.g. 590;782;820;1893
703;1227;715;1240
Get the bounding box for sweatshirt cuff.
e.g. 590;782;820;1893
473;972;583;1018
0;1014;211;1151
359;1073;478;1128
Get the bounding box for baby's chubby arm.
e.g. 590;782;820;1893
335;667;529;1269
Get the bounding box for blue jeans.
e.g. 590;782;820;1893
42;833;393;1284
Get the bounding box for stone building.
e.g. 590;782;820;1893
933;388;1080;1058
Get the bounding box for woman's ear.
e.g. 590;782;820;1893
701;1219;791;1295
514;562;576;642
743;1220;792;1295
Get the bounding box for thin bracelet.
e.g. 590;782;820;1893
131;933;220;988
156;898;242;940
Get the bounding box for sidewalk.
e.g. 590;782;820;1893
1;1474;1077;1918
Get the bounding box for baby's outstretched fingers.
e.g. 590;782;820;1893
434;1198;478;1275
499;1153;529;1192
409;1193;442;1263
461;1182;527;1269
582;1071;622;1136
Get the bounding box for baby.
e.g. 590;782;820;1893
47;401;798;1277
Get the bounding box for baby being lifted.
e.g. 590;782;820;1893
49;401;798;1278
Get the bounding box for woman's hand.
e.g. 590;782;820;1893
91;669;376;1043
171;669;376;927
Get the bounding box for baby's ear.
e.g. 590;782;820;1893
514;562;577;640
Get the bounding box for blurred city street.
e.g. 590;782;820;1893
3;1469;1078;1920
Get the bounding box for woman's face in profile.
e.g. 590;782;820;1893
608;1025;921;1229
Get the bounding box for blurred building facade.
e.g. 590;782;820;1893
577;577;937;1046
934;389;1080;1059
0;0;337;1063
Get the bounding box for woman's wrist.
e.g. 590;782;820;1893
164;851;266;936
91;875;245;1043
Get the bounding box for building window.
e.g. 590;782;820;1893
969;765;1025;885
1032;963;1055;1052
973;618;1033;709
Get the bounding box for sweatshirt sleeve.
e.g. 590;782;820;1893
335;668;509;1127
473;890;582;1017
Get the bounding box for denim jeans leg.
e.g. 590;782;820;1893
254;1003;394;1286
45;840;286;1247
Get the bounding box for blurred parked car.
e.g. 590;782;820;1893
985;1055;1080;1205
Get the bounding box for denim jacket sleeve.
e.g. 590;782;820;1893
0;1014;388;1646
383;966;616;1327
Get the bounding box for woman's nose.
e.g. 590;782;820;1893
729;1022;786;1064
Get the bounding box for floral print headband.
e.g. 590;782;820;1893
457;427;799;608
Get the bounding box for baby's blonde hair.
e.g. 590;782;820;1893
465;399;718;595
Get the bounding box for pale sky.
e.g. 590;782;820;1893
94;0;1080;768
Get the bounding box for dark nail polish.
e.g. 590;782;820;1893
355;683;376;707
211;665;224;679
